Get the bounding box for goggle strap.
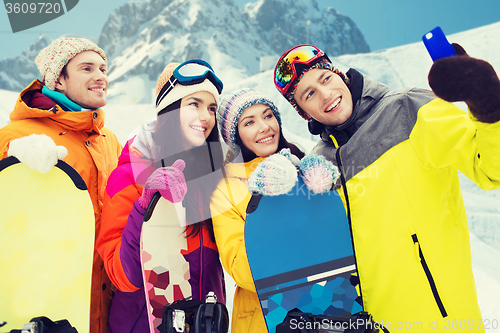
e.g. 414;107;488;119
156;77;178;108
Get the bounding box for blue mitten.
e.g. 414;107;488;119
248;150;298;196
299;155;339;194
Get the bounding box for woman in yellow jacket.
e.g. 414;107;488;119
210;89;305;332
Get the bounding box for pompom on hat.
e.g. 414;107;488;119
35;37;107;90
217;88;282;156
155;62;221;114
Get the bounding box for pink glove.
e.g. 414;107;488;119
137;159;187;208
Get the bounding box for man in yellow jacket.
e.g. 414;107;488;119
0;38;122;333
273;44;500;331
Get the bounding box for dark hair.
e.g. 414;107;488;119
152;99;224;242
60;64;69;80
54;65;69;93
235;126;305;163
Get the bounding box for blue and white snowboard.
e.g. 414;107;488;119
245;177;363;333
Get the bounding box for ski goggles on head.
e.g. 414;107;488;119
274;45;330;96
156;59;223;108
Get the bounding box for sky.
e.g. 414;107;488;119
1;0;499;60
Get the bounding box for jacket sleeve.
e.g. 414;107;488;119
119;199;147;289
210;180;256;292
410;98;500;190
97;169;143;292
0;130;16;159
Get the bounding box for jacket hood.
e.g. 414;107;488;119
24;89;57;110
115;118;158;188
112;137;155;193
129;118;156;161
320;70;391;145
10;79;106;134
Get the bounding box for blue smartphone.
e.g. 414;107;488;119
422;26;457;61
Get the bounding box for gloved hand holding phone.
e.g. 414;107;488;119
425;27;500;124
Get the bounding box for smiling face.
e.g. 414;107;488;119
294;68;353;126
179;91;217;148
237;103;280;157
55;50;108;109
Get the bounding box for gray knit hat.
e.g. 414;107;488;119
35;37;107;90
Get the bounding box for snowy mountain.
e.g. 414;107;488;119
0;19;499;329
0;0;369;101
241;0;369;58
98;0;369;104
0;35;51;92
0;34;102;92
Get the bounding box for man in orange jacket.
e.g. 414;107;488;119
0;37;122;333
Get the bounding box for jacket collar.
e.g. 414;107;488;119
320;70;390;145
10;79;106;134
223;157;266;181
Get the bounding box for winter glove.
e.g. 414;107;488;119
299;154;340;194
7;134;68;173
248;149;298;196
137;159;187;209
428;43;500;123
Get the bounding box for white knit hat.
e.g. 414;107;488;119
35;37;107;90
155;63;220;114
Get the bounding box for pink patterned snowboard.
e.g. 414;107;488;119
140;193;191;333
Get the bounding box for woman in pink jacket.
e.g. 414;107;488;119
98;60;226;332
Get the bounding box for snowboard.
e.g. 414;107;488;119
141;192;191;333
245;177;363;333
0;156;94;333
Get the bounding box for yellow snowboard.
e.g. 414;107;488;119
0;156;94;332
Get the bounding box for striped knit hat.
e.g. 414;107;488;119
284;60;349;121
35;37;107;90
217;88;282;156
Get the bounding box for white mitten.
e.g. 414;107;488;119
8;134;68;173
299;155;340;194
277;148;300;167
248;152;298;196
